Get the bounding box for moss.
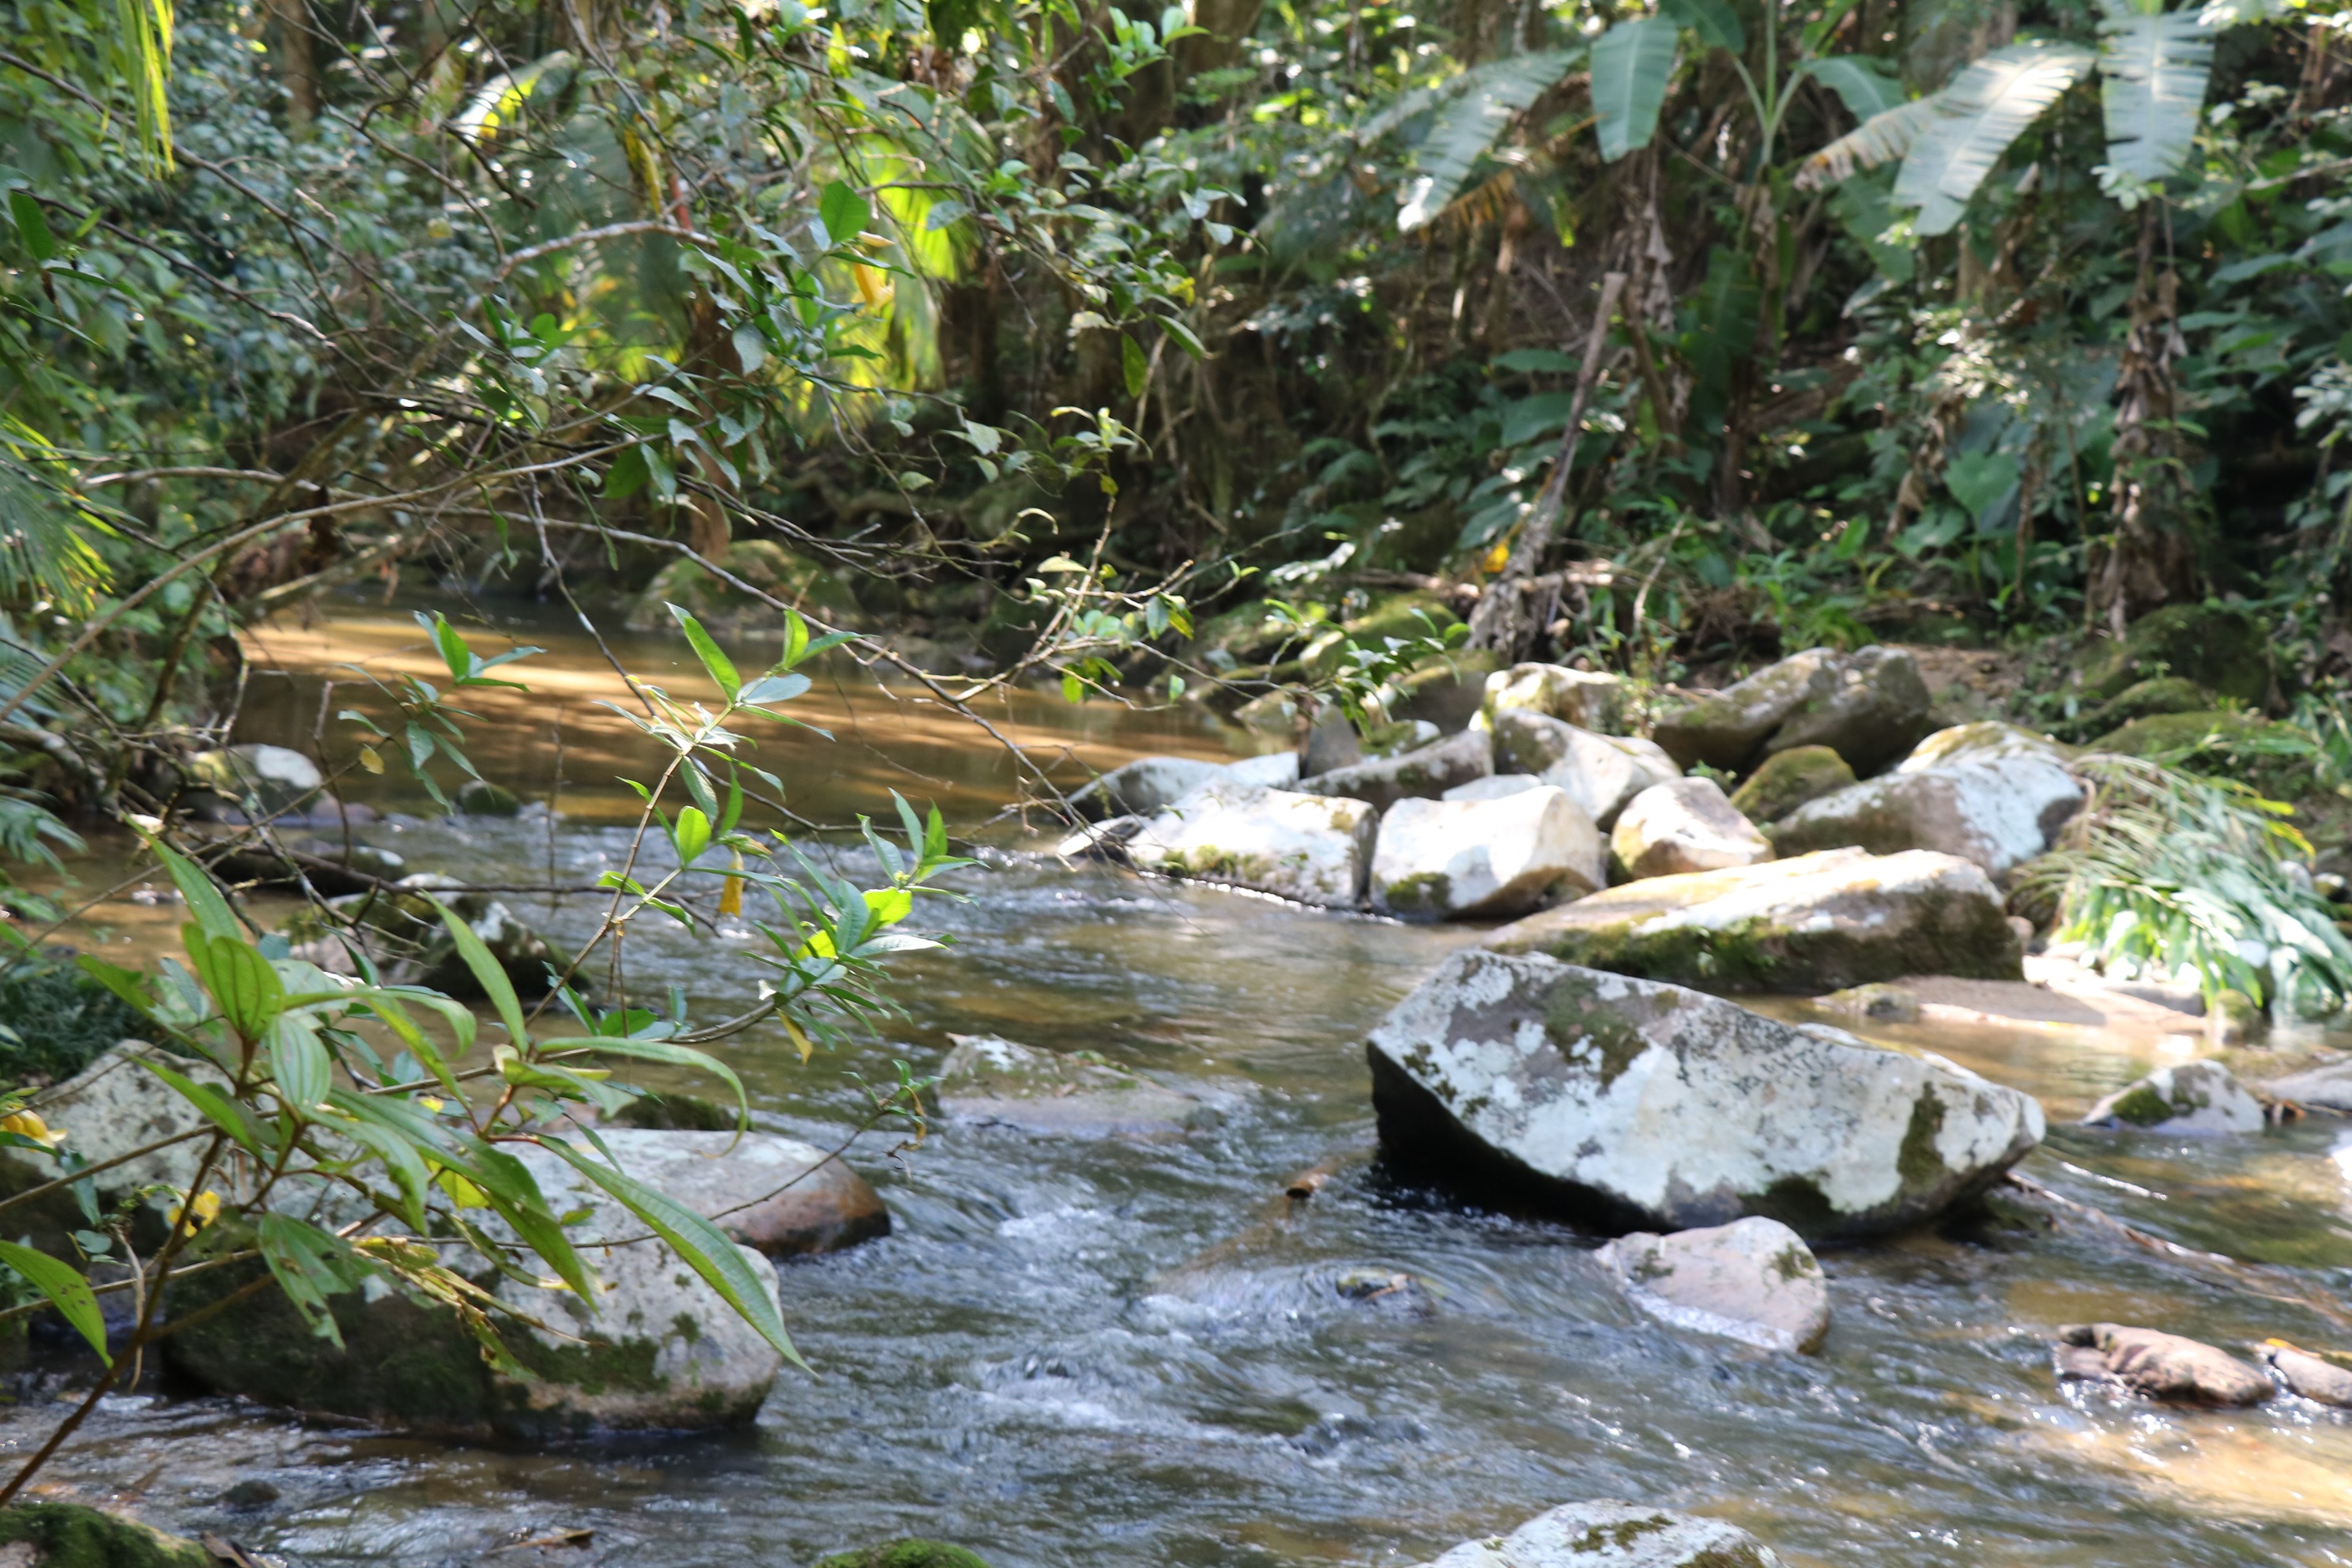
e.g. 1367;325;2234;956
1541;980;1653;1088
1895;1090;1948;1190
2102;1084;2175;1127
812;1543;994;1568
0;963;151;1086
1566;1516;1674;1553
2064;676;2212;741
2075;603;2271;704
1748;1174;1838;1234
2087;710;2313;801
1728;746;1855;824
0;1504;212;1568
1381;870;1452;918
1770;1244;1819;1283
612;1091;737;1132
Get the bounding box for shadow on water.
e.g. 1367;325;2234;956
13;606;2352;1566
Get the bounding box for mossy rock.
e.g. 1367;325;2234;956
2071;676;2213;738
2087;710;2314;800
813;1543;993;1568
454;778;522;816
1302;593;1460;680
609;1091;737;1132
2075;604;2271;705
0;1502;213;1567
622;540;854;635
1728;745;1856;824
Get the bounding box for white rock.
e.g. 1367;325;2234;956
1443;773;1544;802
1298;729;1493;812
1418;1502;1783;1567
188;743;326;813
1128;782;1377;906
14;1042;224;1204
1054;813;1147;861
577;1129;891;1255
1492;710;1679;828
2079;1061;2266;1135
1598;1216;1830;1354
1483;664;1630;733
1487;847;2023;992
1611;778;1772;880
1368;949;2045;1237
1652;650;1841;771
1068;752;1298;820
1370;787;1604;920
1225;751;1303;790
1773;722;2085;881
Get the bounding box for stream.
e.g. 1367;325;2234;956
11;602;2352;1566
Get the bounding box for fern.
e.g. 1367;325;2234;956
1396;51;1579;232
1591;17;1678;162
1892;40;2095;235
2098;6;2215;183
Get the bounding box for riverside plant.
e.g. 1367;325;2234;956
0;608;966;1501
2022;754;2352;1017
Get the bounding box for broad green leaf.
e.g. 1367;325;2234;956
150;840;239;943
819;179;872;248
1893;40;2095;236
1661;0;1743;55
1121;334;1148;398
457;1139;594;1298
134;1056;266;1156
1396;50;1580;231
737;673;811;707
782;608;811;669
267;1013;332;1111
1946;450;2022;524
540;1037;749;1132
0;1240;107;1363
669;605;741;699
364;993;470;1091
7;190;56;262
1798;55;1906;122
194;933;285;1041
429;903;533;1050
540;1138;802;1368
2098;8;2214;183
1592;19;1677;161
672;807;713;867
254;1214;360;1345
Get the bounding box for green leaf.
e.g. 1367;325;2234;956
1797;55;1905;122
428;903;533;1050
819;179;872;248
1892;40;2095;236
7;190;56;262
1121;334;1148;398
149;840;239;943
539;1138;803;1369
782;608;811;669
134;1056;266;1156
1945;450;2021;524
0;1240;107;1363
2098;8;2215;183
541;1037;748;1133
457;1139;594;1298
1660;0;1743;55
669;605;741;699
672;806;713;866
1396;50;1580;231
1798;94;1945;189
737;673;811;707
1591;18;1677;161
254;1214;361;1346
194;933;285;1041
267;1013;332;1111
601;447;650;499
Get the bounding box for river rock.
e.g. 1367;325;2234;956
937;1034;1218;1136
1486;847;2022;993
1068;753;1295;820
1053;813;1147;862
0;1502;213;1568
1127;782;1375;906
1758;646;1933;776
169;1140;797;1439
1492;711;1678;829
1367;950;2045;1238
1483;663;1630;734
2074;601;2270;706
1727;746;1854;825
186;743;324;816
209;836;407;897
287;877;576;998
1770;722;2084;881
816;1544;993;1568
2056;1323;2271;1407
1417;1502;1782;1568
2079;1062;2264;1136
1650;650;1838;772
1;1042;227;1250
1299;728;1493;813
1443;773;1544;802
578;1129;891;1254
1370;788;1603;920
2261;1343;2352;1407
1598;1216;1829;1354
2251;1058;2352;1113
1610;778;1772;880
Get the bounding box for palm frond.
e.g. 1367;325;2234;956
1891;39;2094;235
1396;50;1578;232
2098;6;2215;183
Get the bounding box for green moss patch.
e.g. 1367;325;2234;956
0;1503;212;1567
0;963;149;1086
814;1541;994;1568
2075;603;2271;705
1729;746;1856;824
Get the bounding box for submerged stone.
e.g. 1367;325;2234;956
2056;1323;2271;1407
1366;949;2045;1238
1485;847;2022;993
1598;1216;1829;1354
937;1034;1218;1136
2079;1061;2264;1136
1415;1502;1782;1567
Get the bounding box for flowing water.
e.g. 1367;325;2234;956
12;603;2352;1566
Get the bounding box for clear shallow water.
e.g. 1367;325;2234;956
13;612;2352;1566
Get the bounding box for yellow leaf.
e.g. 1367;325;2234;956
437;1170;488;1209
718;852;744;918
358;745;385;775
1;1111;63;1148
783;1015;815;1065
862;887;913;925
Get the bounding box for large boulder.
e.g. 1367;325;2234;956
1482;663;1630;734
169;1132;827;1439
1486;847;2022;993
937;1034;1219;1136
2074;602;2271;706
1370;788;1603;921
1298;728;1493;813
1126;782;1376;906
186;743;324;817
1367;950;2045;1238
1598;1216;1829;1355
2079;1062;2264;1135
0;1504;213;1568
1067;752;1295;820
2056;1323;2271;1407
1727;745;1854;825
578;1129;891;1254
1;1042;225;1251
1770;722;2084;881
1416;1503;1781;1567
1444;773;1544;802
1653;647;1930;776
1610;778;1772;880
1491;711;1678;829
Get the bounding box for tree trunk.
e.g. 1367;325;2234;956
270;0;318;130
2089;203;2201;634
